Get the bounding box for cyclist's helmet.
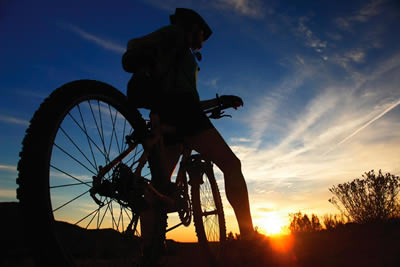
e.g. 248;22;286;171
170;8;212;41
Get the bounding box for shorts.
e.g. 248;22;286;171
155;93;214;143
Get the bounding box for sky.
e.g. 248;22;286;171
1;0;400;240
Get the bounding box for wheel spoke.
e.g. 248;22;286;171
73;205;101;227
77;104;98;171
193;168;225;249
67;111;108;161
59;126;97;171
18;82;148;265
53;143;97;176
204;215;218;241
97;100;106;148
52;189;91;212
108;104;121;155
120;119;127;153
50;182;90;189
98;198;111;228
132;214;140;235
50;164;91;188
123;206;133;221
88;100;109;164
44;92;144;241
127;148;143;167
109;201;120;231
119;205;124;232
84;208;100;229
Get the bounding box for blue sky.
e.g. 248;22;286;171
1;0;400;237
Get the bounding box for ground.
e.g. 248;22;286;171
2;202;400;267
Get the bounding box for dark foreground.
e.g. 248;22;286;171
2;202;400;267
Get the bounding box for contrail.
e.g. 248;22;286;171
64;24;125;54
337;99;400;146
324;98;400;155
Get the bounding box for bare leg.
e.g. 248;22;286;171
185;128;254;237
161;143;184;179
140;142;183;249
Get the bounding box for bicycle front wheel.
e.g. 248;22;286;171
190;160;226;264
17;80;148;266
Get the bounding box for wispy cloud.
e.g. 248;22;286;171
0;189;16;199
351;0;386;22
0;115;29;127
142;0;269;19
200;77;220;89
297;17;327;54
230;137;252;143
335;0;386;30
346;50;366;63
229;48;400;219
0;164;17;172
64;24;125;54
247;56;315;147
331;48;367;70
273;88;339;152
215;0;268;18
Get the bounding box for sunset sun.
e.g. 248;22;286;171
256;213;287;236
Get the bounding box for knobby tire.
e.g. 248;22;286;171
16;80;146;266
191;164;226;265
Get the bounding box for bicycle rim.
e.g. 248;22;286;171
17;80;148;265
191;165;226;263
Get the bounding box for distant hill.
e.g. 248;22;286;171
0;202;33;266
2;201;400;267
0;202;27;250
0;202;205;266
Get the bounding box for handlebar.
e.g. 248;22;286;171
204;105;232;119
203;94;239;119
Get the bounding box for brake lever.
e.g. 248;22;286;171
209;110;232;119
220;114;232;118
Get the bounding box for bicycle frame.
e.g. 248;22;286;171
89;102;231;231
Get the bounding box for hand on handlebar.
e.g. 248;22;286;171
219;95;244;110
203;94;243;119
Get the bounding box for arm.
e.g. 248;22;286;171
201;95;244;111
200;98;219;110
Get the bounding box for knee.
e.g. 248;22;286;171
222;154;242;176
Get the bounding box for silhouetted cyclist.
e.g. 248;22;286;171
123;7;254;265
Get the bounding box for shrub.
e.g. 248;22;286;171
329;170;400;223
322;214;347;230
289;212;322;233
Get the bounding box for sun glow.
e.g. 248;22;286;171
255;212;287;236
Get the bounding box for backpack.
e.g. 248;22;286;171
122;26;183;109
126;71;160;110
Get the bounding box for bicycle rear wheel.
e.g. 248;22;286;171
190;157;226;264
17;80;148;266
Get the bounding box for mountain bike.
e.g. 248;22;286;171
16;80;233;266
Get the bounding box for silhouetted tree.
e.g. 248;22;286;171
289;212;322;233
329;170;400;223
311;214;322;231
322;214;347;230
227;231;236;241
